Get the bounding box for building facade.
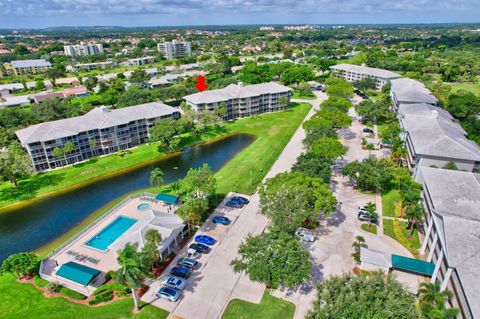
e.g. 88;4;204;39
330;63;401;89
16;102;180;172
4;59;51;75
183;82;292;120
416;167;480;319
157;40;192;60
64;42;104;57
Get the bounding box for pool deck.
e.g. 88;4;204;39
40;194;182;296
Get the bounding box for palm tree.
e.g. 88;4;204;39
115;243;145;311
425;297;460;319
419;281;459;319
402;189;421;210
149;168;164;191
404;204;424;235
352;235;365;253
419;281;453;304
279;96;289;110
142;229;162;268
364;202;378;227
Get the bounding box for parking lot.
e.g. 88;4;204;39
141;191;268;318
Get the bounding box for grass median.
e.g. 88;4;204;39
0;103;310;211
222;291;295;319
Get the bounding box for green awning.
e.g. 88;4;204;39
391;254;435;276
155;193;179;204
56;261;100;286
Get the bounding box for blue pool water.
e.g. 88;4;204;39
85;216;137;251
137;203;150;211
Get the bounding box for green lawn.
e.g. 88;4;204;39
445;82;480;96
0;274;168;319
222;291;295;319
383;219;420;256
0;104;310;211
382;190;402;217
292;90;316;100
361;223;377;234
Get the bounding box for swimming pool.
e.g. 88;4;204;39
85;216;137;251
137;203;150;211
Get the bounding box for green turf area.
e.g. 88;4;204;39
361;223;377;234
292;90;316;100
0;103;310;210
381;190;402;217
0;274;168;319
383;219;420;256
445;82;480;96
222;291;295;319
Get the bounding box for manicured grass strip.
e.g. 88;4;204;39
0;274;168;319
215;103;311;194
383;219;420;257
361;223;377;234
381;190;402;217
222;291;295;319
292;91;316;100
445;82;480;96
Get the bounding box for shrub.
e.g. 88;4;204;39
34;275;48;288
93;283;129;297
60;287;86;300
45;282;62;293
88;291;113;305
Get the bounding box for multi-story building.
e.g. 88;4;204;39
416;167;480;319
330;63;401;89
4;59;51;75
16;102;180;172
64;42;104;57
392;78;480;174
183;82;292;120
157;40;192;60
66;61;114;72
123;56;156;66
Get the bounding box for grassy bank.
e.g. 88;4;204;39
382;190;402;217
445;82;480;96
222;291;295;319
0;274;168;319
383;219;421;256
0;103;309;211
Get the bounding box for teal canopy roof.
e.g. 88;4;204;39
155;193;179;204
392;254;435;276
56;261;100;286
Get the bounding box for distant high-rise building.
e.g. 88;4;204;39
157;40;192;60
64;42;104;57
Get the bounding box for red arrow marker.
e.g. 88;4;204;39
195;75;208;92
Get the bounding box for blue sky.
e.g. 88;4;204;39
0;0;479;29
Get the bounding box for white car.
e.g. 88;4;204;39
295;228;315;242
155;286;181;302
161;275;186;290
186;248;201;259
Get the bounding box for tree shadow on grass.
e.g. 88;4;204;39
0;171;66;205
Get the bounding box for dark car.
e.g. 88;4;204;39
362;128;374;134
212;216;231;225
195;235;216;246
225;200;243;208
189;243;210;254
358;213;378;224
177;257;199;269
170;266;191;279
231;196;249;205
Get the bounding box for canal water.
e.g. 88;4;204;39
0;134;254;262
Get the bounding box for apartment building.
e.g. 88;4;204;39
157;40;192;60
183;82;292;120
64;42;104;57
392;78;480;174
66;61;114;72
416;167;480;319
16;102;180;172
123;56;156;66
330;63;401;89
4;59;51;75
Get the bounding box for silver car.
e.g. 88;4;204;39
295;228;315;242
155;286;181;302
161;275;186;290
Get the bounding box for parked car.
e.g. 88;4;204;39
225;200;243;208
186;248;201;259
195;235;216;246
189;243;210;254
295;228;315;242
161;275;186;290
177;257;199;269
358;213;378;224
231;196;249;205
170;266;192;279
155;286;181;302
212;216;231;225
362;128;374;134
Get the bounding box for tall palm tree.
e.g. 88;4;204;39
419;281;454;304
402;189;421;210
142;229;162;268
404;204;424;235
115;243;145;310
418;281;459;319
426;296;460;319
149;168;164;191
